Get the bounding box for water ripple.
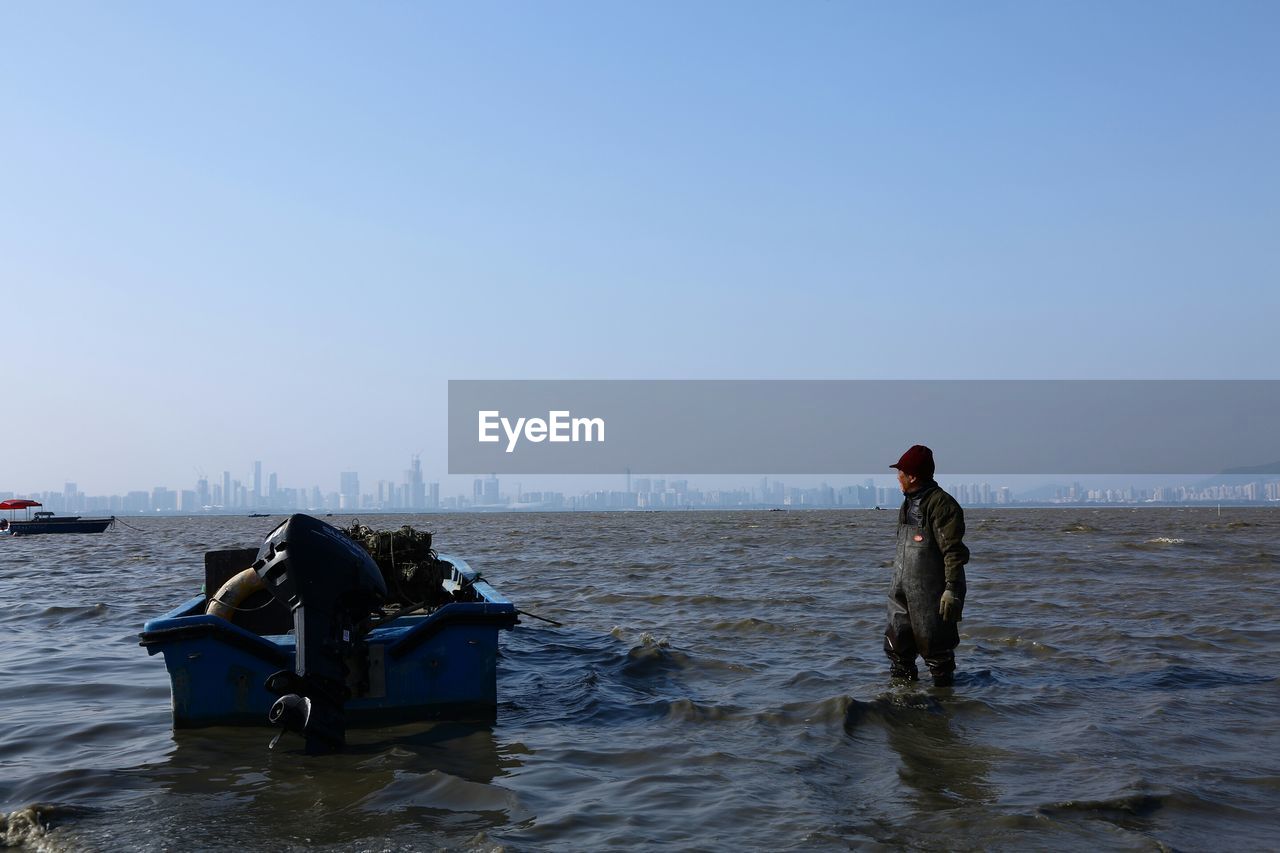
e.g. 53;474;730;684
1;508;1277;850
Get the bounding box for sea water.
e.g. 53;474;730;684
2;508;1277;850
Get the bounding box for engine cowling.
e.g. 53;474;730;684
253;513;387;752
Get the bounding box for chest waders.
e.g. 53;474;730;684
884;514;959;682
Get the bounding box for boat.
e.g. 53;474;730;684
139;513;519;752
0;499;114;536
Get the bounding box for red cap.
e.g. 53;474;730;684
890;445;935;478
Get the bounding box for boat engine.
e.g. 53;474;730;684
253;513;387;753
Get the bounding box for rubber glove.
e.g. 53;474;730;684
939;588;963;622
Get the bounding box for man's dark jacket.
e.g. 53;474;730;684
899;481;969;593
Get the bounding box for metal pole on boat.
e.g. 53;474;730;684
517;608;563;627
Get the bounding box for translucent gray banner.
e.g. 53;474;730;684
447;380;1279;475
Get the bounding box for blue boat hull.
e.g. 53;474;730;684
140;555;517;728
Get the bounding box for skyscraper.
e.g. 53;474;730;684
406;454;425;509
340;471;359;510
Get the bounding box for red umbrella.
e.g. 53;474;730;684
0;499;42;510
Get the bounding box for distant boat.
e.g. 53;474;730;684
247;513;271;517
0;499;114;536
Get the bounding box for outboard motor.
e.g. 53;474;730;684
253;514;387;753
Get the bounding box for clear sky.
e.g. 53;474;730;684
3;1;1277;496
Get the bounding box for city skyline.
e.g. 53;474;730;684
9;448;1279;504
6;461;1278;514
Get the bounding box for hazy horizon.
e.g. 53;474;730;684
5;470;1274;505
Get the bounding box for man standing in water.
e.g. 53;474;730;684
884;445;969;686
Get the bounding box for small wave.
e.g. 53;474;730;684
783;670;842;690
37;604;109;625
780;554;845;568
1;804;84;851
1064;665;1276;692
1235;774;1280;791
620;641;692;680
1120;537;1202;551
634;631;668;648
665;698;744;723
975;635;1060;656
952;668;1006;687
357;770;531;821
1061;522;1098;533
757;694;856;726
665;694;931;728
1128;665;1275;691
687;593;757;606
589;592;651;605
621;561;676;572
1038;791;1165;822
983;630;1054;650
708;617;792;636
609;628;670;649
841;694;947;732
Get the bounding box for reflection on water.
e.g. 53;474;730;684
844;689;995;815
159;720;518;790
2;508;1279;849
42;723;535;851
